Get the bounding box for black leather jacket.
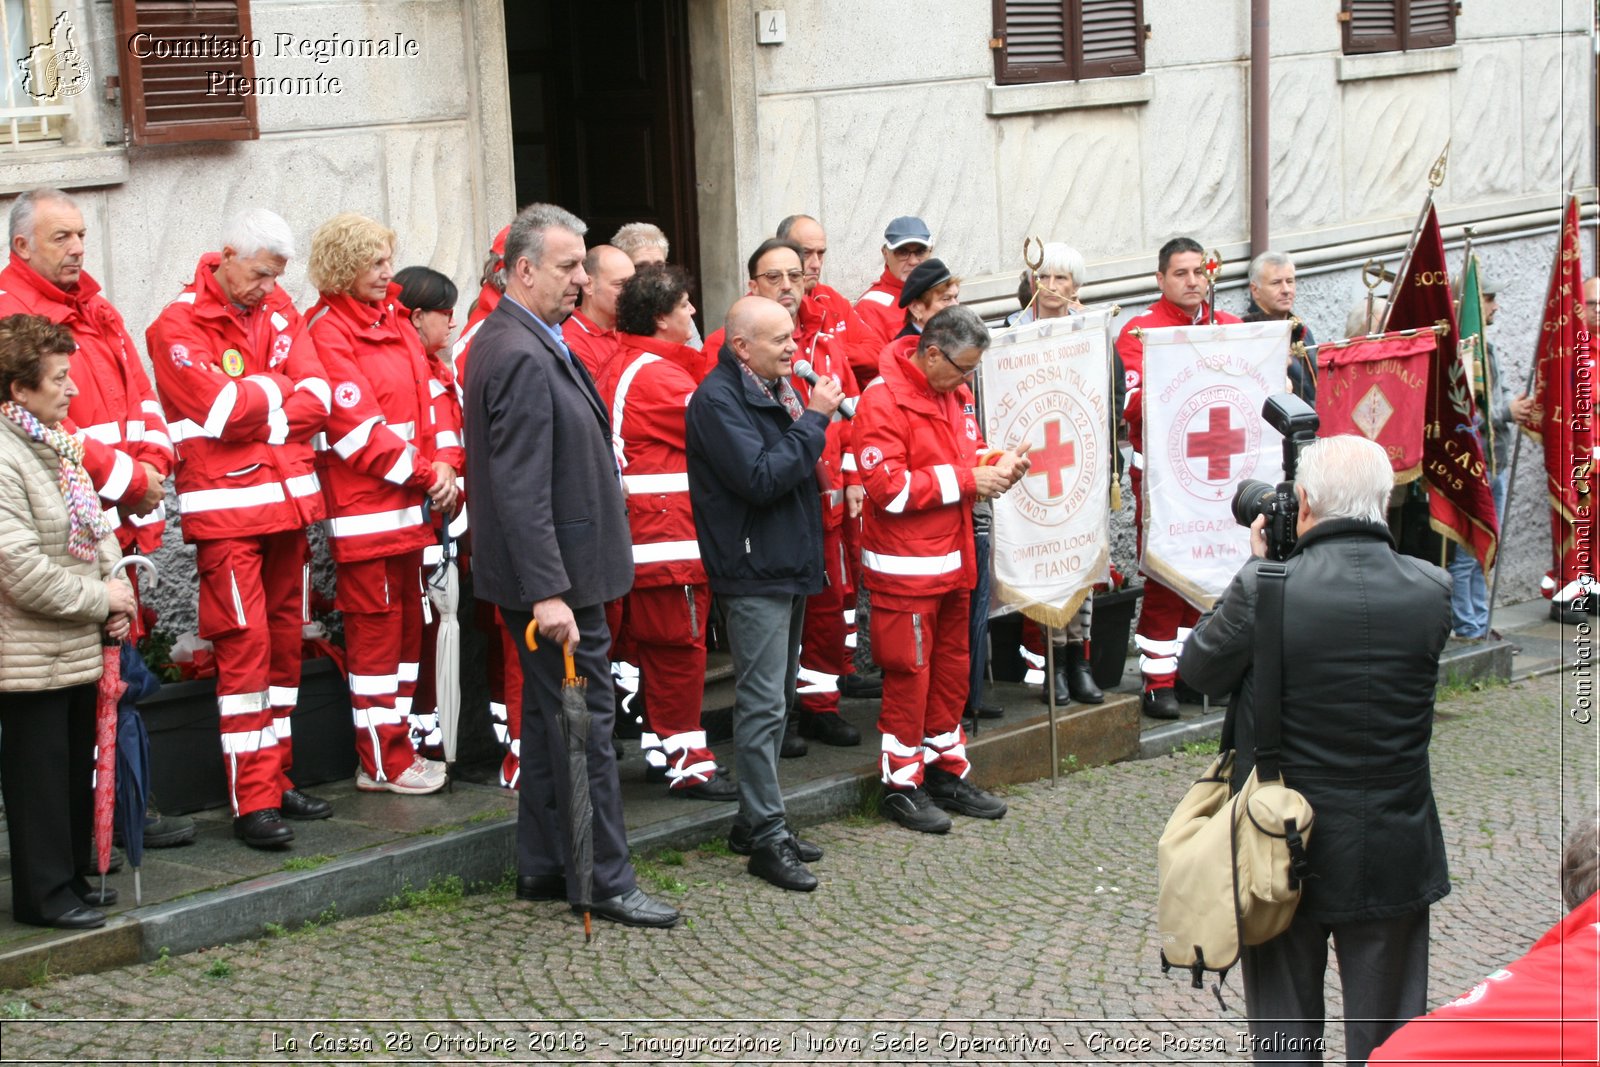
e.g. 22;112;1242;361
1178;518;1453;923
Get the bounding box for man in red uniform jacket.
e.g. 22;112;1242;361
147;209;334;847
854;306;1030;834
854;216;933;350
562;244;633;378
777;214;881;380
1115;236;1239;721
0;189;171;551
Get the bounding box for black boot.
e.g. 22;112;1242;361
1039;662;1072;705
780;714;808;758
1064;644;1103;704
1142;688;1180;720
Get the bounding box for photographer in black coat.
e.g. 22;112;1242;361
1179;434;1452;1066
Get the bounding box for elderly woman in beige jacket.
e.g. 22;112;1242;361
0;313;135;930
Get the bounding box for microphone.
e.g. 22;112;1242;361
792;359;856;418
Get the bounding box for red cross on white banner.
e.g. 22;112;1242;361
1185;405;1247;480
1027;419;1078;498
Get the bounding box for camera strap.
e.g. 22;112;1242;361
1253;561;1288;783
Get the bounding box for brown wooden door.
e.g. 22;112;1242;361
541;0;701;298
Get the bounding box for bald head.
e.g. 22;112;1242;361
1583;276;1600;331
581;244;634;329
726;295;796;381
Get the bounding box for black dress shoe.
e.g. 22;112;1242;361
747;837;818;892
838;671;883;698
233;808;295;849
43;906;106;930
583;887;679;928
670;774;739;801
516;873;566;902
798;710;861;746
727;824;823;862
1143;688;1181;720
75;884;117;908
780;718;808;758
1064;645;1104;704
280;789;333;821
974;702;1005;719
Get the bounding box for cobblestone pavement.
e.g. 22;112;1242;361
1;673;1593;1065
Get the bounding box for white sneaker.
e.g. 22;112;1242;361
355;757;446;795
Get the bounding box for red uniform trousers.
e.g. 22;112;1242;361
799;523;853;716
475;601;525;788
337;551;425;781
626;585;716;788
195;530;310;817
1132;469;1199;691
873;588;971;788
1547;507;1597;604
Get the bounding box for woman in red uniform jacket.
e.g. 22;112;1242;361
306;215;461;795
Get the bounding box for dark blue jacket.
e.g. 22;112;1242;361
686;346;828;597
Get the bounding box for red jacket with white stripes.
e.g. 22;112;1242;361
853;336;990;602
0;259;174;551
594;334;705;587
789;296;861;531
451;283;501;390
1115;296;1240;463
561;308;622;379
853;268;906;351
307;285;462;562
811;282;881;382
145;254;329;542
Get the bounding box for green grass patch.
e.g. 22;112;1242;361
382;874;466;913
281;854;333;871
1174;739;1219;757
205;958;232;979
843;780;886;826
633;855;688;896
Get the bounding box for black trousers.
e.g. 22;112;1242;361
501;605;636;904
1241;906;1430;1066
0;685;98;924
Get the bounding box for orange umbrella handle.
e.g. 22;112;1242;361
523;622;579;683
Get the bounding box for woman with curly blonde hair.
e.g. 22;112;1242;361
306;213;462;795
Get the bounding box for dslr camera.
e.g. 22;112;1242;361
1231;393;1319;561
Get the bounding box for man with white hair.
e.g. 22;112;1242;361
146;208;336;848
0;188;172;552
1243;250;1317;402
1180;434;1453;1065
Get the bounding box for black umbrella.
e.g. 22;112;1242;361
526;623;594;941
116;642;161;904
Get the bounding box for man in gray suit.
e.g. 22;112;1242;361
463;202;678;929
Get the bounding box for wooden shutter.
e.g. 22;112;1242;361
113;0;259;145
1077;0;1144;80
993;0;1072;85
1405;0;1456;49
1343;0;1402;55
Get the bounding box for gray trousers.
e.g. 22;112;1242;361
722;594;805;851
1241;906;1430;1066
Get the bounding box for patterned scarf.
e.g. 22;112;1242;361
1;400;112;561
739;360;805;421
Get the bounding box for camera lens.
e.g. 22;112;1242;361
1231;479;1276;528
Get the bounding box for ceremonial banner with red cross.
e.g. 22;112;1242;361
981;307;1115;627
1139;320;1291;609
1314;330;1435;483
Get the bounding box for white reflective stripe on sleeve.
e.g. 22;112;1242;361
266;409;290;445
141;400;165;420
167;419;203;443
268;687;299;707
204;382;239;438
332;416;382;459
934;464;960;504
621;472;689;494
273;716;292;740
124;419;146;443
100;450;135;501
884;471;913;514
79;422;121;444
861;549;963;576
103;505;120;527
143;429;172;451
244;374;284;411
862;290;893;307
395;695;413;715
296;377;332;412
840;452;858;472
327;505;425;538
447;502;468;538
825;489;844;508
382;446;418;485
221;730;277;754
388;421;416;442
632;540;701;564
287;473;321;498
1139;654;1178;674
218;691;268;716
353;707;405;728
610;353;662;468
397;661;420;683
451;320;484;362
433;430;461;450
311;431;329;452
348;672;399;696
178;481;288;514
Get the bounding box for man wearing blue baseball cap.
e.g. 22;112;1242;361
856;216;933;351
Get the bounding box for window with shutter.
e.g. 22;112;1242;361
113;0;259;146
1343;0;1455;55
992;0;1144;86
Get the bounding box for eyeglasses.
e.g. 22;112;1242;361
891;246;929;260
937;347;980;380
756;269;805;285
